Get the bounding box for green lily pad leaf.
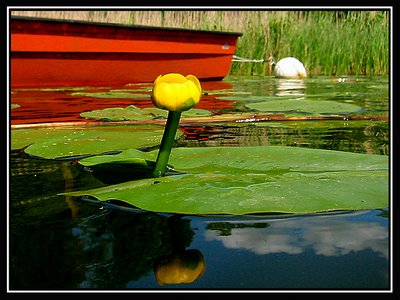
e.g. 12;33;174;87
41;87;89;92
80;148;157;166
65;146;388;215
80;105;151;121
182;108;212;118
13;87;90;92
71;91;150;99
217;95;275;101
246;99;362;114
141;107;169;118
80;105;212;121
206;90;251;96
77;149;158;184
134;107;212;119
11;125;182;159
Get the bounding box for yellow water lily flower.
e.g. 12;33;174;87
151;73;202;112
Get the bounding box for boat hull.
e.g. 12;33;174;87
10;17;242;87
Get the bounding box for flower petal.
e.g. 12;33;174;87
151;73;202;112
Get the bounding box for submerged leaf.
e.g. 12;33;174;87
64;146;388;215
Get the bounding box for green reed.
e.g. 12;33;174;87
11;10;389;76
228;10;389;76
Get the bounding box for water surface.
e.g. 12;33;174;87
9;75;391;291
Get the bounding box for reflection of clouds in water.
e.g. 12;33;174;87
208;227;303;255
275;79;305;97
205;217;388;259
303;221;387;257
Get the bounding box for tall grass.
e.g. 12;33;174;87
10;10;389;76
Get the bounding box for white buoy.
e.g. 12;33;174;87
268;56;307;79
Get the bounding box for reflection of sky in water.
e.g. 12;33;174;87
204;212;388;259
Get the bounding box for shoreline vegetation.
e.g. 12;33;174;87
10;10;389;76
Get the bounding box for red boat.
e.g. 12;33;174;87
10;16;242;88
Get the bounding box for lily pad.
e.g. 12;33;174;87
217;95;275;102
80;105;212;121
71;91;150;99
246;99;362;114
80;105;150;121
64;146;388;215
14;87;90;92
206;90;251;96
144;108;211;119
11;125;182;159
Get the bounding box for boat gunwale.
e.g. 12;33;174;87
10;15;243;37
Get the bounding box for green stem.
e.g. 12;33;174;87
152;110;182;177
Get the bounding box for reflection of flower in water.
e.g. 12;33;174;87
153;215;206;286
275;79;306;97
205;214;388;259
154;249;205;285
70;210;198;288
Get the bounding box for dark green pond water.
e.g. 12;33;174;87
8;75;391;292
